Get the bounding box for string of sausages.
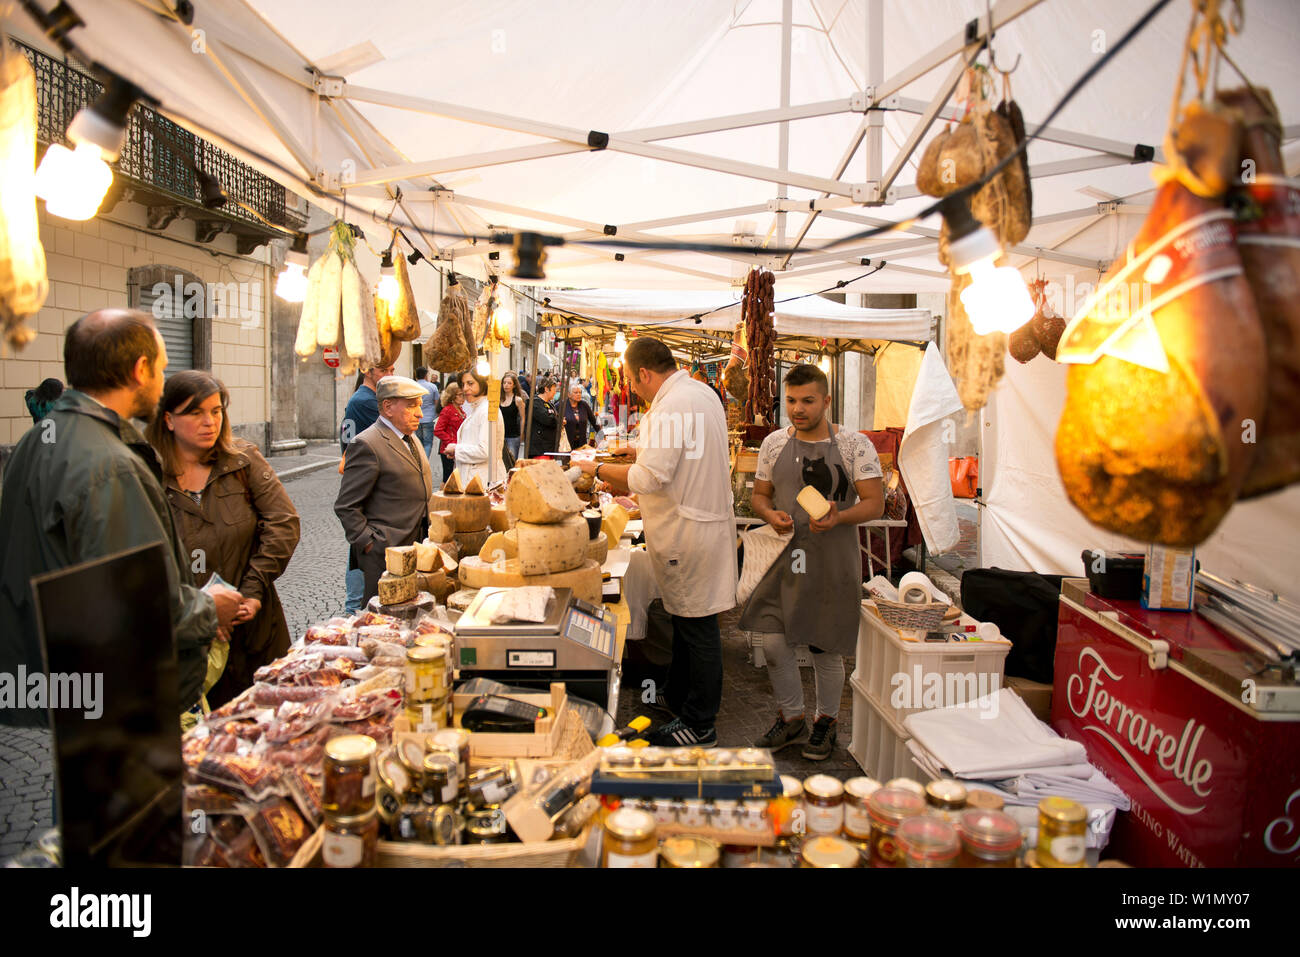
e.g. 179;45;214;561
742;267;776;424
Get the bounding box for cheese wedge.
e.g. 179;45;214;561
414;540;441;573
418;569;457;604
464;474;485;495
489;503;510;533
436;544;458;573
478;530;519;563
447;588;479;613
457;557;603;606
515;514;588;575
385;545;417;577
600;502;630;543
429;492;491;532
505;460;584;524
377;571;418;605
442;471;463;494
796;485;831;520
428;510;456;543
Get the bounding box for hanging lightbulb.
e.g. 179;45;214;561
275;233;310;302
818;354;832;374
613;330;627;354
475;354;490;376
377;249;400;305
34;75;140;221
942;194;1034;336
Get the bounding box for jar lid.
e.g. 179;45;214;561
868;787;926;825
884;777;926;798
670;748;701;766
430;728;469;748
325;734;377;766
660;836;720;868
413;632;450;648
406;645;447;663
803;774;845;799
966;789;1005;812
707;749;736;765
683;798;706;808
605;746;637;766
1039;796;1086;824
800;835;860;868
432;805;461;843
377;750;409;793
605;807;656;842
958;810;1023;854
897;815;960;861
325;808;378;828
423;753;455;778
397;738;426;773
780;775;803;799
844;777;881;801
736;748;767;766
925;778;968;810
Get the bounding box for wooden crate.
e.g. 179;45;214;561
289;818;596;868
394;683;571;760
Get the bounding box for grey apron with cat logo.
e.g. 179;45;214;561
739;425;861;657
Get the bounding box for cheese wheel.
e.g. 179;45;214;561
796;485;831;520
428;511;456;543
447;588;479;612
430;492;491;532
489;503;510;533
601;503;629;543
515;514;588;575
377;571;418;605
464;475;485;495
442;471;463;494
586;531;608;565
415;541;442;573
478;530;519;563
505;460;584;524
457;557;603;606
454;527;493;557
385;545;417;577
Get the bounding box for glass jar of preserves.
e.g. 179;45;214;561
670;748;700;767
428;729;471;794
415;803;462;845
800;834;861;868
843;777;880;842
925;778;968;821
405;645;448;702
763;836;801;868
679;798;708;828
660;835;720;868
651;798;677;827
322;810;379;868
741;800;769;834
885;777;926;799
602;808;658;868
867;787;926;867
322;734;377;817
1037;797;1087;867
426;745;461;796
405;696;448;733
711;799;740;831
957;809;1023;867
898;814;960;868
966;789;1005;812
638;747;668;768
604;746;638;769
720;843;759;868
421;753;458;806
707;749;736;766
802;774;845;836
467;762;521;808
465;806;509;844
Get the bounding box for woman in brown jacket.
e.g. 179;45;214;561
147;371;301;708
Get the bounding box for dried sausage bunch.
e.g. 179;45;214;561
743;268;776;424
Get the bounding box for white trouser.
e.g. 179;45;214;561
759;632;844;722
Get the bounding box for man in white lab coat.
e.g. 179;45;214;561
577;338;737;747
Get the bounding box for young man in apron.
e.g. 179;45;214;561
741;363;884;760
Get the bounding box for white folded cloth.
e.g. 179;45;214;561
903;688;1087;778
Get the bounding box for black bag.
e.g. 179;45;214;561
960;568;1066;685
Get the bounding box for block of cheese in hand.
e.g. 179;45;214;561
515;514;588;575
415;540;441;573
505;460;584;524
428;510;455;543
457;557;603;605
430;492;491;532
796;485;831;521
377;571;418;605
385;545;417;576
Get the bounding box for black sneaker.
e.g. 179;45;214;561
649;718;717;748
802;715;838;761
755;713;808;751
641;692;675;720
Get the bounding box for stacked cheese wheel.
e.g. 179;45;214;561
458;460;603;605
430;471;494;565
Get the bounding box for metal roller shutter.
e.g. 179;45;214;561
138;276;195;374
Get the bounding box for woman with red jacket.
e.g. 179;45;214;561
433;380;466;480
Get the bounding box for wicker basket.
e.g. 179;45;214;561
871;597;949;633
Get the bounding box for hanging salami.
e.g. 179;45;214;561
742;268;776;425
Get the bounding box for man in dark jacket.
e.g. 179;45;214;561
339;361;393;454
526;376;560;458
0;309;241;726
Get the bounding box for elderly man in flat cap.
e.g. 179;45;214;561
335;375;437;604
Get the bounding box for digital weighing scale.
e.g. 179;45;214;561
453;587;620;722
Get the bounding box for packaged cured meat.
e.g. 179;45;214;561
184;785;243;816
284;768;323;826
241;798;310;868
301;643;369;662
1216;86;1300;497
1055;101;1268;545
194;753;287;803
252;684;334;707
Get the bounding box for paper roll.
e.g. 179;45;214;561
977;621;1002;642
898;571;933;604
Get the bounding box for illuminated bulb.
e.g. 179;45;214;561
613;331;627;354
377;249;399;305
475;355;490;376
958;255;1035;336
34;142;113;221
275;262;308;302
818;355;832;374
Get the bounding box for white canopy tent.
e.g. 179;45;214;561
6;0;1299;596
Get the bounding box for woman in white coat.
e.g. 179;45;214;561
452;369;493;486
576;337;736;748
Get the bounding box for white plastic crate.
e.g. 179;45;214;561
847;676;928;782
852;600;1011;727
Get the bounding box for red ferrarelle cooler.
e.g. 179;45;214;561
1052;578;1300;868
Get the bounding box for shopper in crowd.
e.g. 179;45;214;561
576;337;736;747
516;370;531;397
562;382;597;450
24;377;63;424
499;371;526;461
413;365;440;455
334;376;436;604
336;361;395;613
0;309;240;726
147;371;302;709
433;381;465;480
743;363;884;759
526;376;560;457
452;369;494;485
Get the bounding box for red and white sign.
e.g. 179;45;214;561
1053;590;1300;868
323;347;340;368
